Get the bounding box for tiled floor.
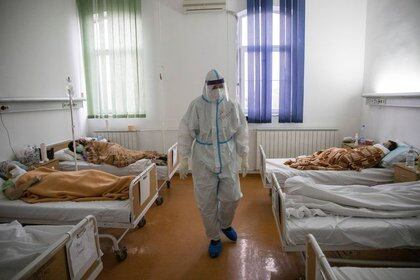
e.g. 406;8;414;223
98;174;305;280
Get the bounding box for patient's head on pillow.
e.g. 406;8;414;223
6;163;27;182
383;140;398;151
68;139;88;153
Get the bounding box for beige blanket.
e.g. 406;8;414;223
18;167;133;203
285;146;385;171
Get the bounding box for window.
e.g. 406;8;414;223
77;0;145;118
238;9;281;115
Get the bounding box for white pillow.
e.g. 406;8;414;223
63;149;83;160
54;149;76;161
380;146;410;168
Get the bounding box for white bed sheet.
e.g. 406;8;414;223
0;196;131;226
0;221;71;280
266;158;394;186
286;215;420;249
59;159;168;179
332;267;420;280
284;177;420;219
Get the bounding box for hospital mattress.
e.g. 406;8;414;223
59;160;168;179
0;196;131;227
332;267;420;280
287;215;420;249
266;158;394;186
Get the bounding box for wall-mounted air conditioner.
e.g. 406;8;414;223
183;0;226;13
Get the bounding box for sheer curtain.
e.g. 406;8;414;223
77;0;145;118
247;0;273;123
279;0;305;123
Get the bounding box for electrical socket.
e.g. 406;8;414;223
0;105;10;111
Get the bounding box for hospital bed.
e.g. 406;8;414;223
51;140;180;205
271;174;420;252
0;164;159;261
258;145;394;190
306;234;420;280
0;215;102;280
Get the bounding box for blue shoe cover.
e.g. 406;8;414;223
209;239;222;258
222;227;237;242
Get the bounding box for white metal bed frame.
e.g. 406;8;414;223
0;164;159;262
306;234;420;280
161;142;180;190
258;145;271;189
51;141;180;206
271;173;420;253
11;215;103;280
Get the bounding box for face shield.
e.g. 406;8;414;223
203;69;229;102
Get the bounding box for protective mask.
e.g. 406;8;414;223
76;144;85;154
208;88;221;101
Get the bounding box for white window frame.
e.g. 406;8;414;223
237;8;281;116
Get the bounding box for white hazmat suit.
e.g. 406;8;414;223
178;69;249;241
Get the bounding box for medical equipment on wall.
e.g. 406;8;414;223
67;76;78;171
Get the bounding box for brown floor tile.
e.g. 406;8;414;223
98;174;305;280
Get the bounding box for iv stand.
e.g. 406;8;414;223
67;76;79;171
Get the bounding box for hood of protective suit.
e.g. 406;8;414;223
202;69;229;102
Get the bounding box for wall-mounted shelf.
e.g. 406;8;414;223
362;92;420;108
0;97;85;113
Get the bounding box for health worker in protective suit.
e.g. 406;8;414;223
178;69;249;258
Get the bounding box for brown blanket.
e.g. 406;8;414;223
284;146;385;171
85;141;167;167
19;167;133;203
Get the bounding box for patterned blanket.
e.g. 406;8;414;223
284;146;385;171
85;141;167;167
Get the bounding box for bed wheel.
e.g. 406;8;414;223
115;247;127;262
137;217;147;228
166;181;171;189
156;196;164;206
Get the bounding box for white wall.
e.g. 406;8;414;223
0;0;86;160
88;0;368;170
361;0;420;148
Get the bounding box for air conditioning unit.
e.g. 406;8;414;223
183;0;226;13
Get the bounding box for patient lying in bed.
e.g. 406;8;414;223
69;138;167;167
2;164;133;203
285;141;397;171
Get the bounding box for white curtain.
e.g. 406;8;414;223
77;0;145;118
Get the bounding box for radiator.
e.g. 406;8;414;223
257;128;339;168
92;130;140;150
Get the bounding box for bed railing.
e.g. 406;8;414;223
13;215;102;280
306;234;337;280
129;163;158;227
258;145;270;188
66;215;103;279
167;142;180;179
271;174;288;249
47;140;72;152
306;234;420;280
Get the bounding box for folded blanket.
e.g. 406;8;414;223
284;176;420;219
284;146;384;171
19;167;134;203
85;141;167;167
